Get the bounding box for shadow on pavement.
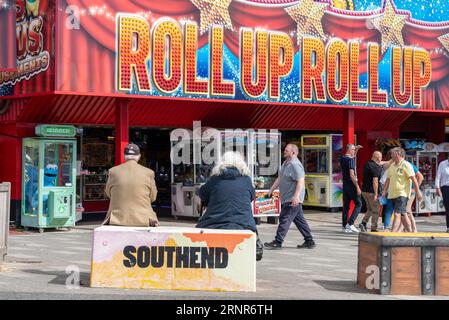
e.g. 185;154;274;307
314;280;373;295
22;269;91;287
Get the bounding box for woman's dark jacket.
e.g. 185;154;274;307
196;167;257;232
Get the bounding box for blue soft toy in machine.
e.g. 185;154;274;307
24;154;39;213
43;163;58;216
44;163;58;187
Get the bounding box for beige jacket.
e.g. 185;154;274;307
103;160;158;227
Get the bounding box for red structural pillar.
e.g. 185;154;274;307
115;99;129;166
343;109;355;148
342;109;356;218
391;127;400;139
0;123;34;225
356;131;370;185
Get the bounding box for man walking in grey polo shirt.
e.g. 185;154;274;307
264;144;315;249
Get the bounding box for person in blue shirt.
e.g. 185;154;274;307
404;161;423;232
379;158;394;230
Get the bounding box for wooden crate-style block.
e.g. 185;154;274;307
358;232;449;296
357;241;379;292
90;226;256;292
436;247;449;296
390;247;421;295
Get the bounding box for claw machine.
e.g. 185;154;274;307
170;129;199;218
301;134;344;210
22;125;77;233
170;129;251;218
250;131;281;219
404;141;439;214
437;143;449;213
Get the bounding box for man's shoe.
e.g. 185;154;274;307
370;229;378;232
297;240;316;249
264;241;282;249
359;223;367;232
342;226;352;233
349;224;360;233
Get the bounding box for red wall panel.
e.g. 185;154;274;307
0;1;16;70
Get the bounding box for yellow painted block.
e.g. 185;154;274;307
370;232;449;238
90;226;256;292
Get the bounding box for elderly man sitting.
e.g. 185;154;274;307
103;143;159;227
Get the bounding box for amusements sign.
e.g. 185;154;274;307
91;226;256;292
51;0;449;110
0;0;54;96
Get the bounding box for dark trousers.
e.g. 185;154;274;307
441;186;449;228
275;203;313;244
342;186;362;227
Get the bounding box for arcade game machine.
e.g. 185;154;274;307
403;140;439;215
170;130;199;218
437;143;449;213
22;125;77;233
249;131;281;222
170;129;250;219
437;142;449;159
301;134;344;211
130;129;172;211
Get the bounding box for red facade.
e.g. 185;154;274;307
1;0;448;222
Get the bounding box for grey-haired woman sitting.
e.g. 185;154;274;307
196;151;263;261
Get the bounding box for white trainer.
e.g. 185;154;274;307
343;225;352;233
349;224;360;233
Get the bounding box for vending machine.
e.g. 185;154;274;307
249;131;281;219
301;134;344;210
404;141;440;214
22;125;77;233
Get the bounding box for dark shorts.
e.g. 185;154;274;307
391;196;408;215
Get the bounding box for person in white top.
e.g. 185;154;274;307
436;157;449;233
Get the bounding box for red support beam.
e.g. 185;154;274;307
0;123;34;225
356;131;370;185
343;109;355;148
342;110;356;219
115;99;129;165
390;125;400;139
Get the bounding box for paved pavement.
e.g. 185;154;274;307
1;211;449;300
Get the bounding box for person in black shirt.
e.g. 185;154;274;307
359;151;382;232
340;144;363;233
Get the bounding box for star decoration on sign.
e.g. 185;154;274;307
285;0;329;45
190;0;234;35
439;33;449;55
370;0;408;54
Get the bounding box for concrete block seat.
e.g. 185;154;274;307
90;226;256;292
